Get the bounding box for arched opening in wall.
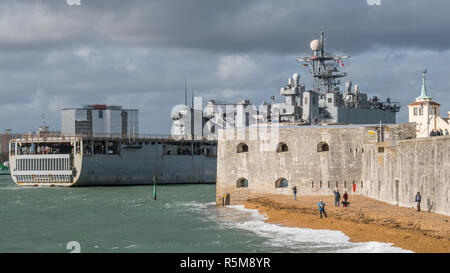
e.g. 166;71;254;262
361;181;363;188
237;143;249;153
317;142;329;152
328;181;330;188
319;181;322;188
236;178;248;188
275;178;288;188
276;142;288;153
336;181;339;188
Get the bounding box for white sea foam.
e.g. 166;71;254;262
175;201;412;252
223;205;413;253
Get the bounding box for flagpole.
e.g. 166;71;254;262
153;176;157;200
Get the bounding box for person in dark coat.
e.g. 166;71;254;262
292;186;297;201
333;189;341;207
415;192;421;211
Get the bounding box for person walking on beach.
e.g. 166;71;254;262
292;186;297;201
342;191;349;207
318;200;327;218
333;189;341;207
415;192;422;212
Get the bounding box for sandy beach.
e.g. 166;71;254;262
243;194;450;253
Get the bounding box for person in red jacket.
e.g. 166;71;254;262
342;191;349;207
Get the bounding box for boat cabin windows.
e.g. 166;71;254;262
163;142;217;156
91;140;120;155
15;142;74;155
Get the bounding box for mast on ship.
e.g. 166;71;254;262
297;32;349;94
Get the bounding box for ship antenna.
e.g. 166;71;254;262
185;77;188;107
320;31;325;58
42;112;47;127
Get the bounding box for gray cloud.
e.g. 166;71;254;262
2;0;450;53
0;0;449;134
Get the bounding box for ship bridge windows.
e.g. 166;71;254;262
237;143;248;153
275;178;288;188
317;142;329;152
276;142;288;153
236;177;248;188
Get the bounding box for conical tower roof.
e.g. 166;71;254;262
416;70;432;101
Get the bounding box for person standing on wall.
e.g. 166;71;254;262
318;200;327;218
333;189;341;207
415;192;422;212
292;186;297;201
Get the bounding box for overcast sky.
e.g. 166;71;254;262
1;0;449;134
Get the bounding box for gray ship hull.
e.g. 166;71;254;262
9;135;217;187
76;151;216;186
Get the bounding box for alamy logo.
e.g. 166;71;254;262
66;241;81;253
366;0;382;5
66;0;81;6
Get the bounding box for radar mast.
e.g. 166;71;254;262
297;32;349;94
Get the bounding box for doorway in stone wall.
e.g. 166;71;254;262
394;180;399;205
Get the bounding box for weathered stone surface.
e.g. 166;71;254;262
216;123;449;216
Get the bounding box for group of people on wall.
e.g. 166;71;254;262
429;128;449;137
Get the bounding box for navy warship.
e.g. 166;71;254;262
8;32;400;187
8;105;216;186
180;32;401;135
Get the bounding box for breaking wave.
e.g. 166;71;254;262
178;201;413;253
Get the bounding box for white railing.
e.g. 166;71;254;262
10;132;214;142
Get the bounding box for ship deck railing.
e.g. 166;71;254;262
10;132;217;143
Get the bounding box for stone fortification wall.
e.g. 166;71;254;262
216;123;450;216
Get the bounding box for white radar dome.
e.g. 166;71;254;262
310;39;322;51
292;73;300;80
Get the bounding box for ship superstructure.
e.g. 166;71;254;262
9;105;216;187
171;32;401;140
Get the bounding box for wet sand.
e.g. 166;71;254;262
243;194;450;253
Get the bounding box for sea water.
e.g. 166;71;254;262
0;176;412;253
